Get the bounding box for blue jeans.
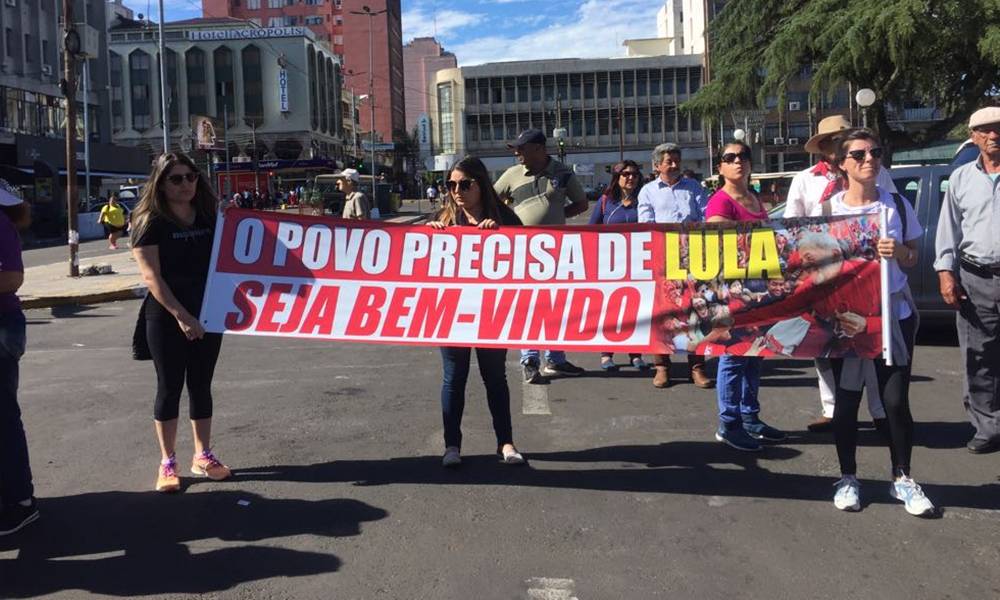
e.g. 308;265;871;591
716;355;762;428
440;347;513;450
520;349;566;365
0;310;32;505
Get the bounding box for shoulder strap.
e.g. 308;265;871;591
821;199;832;218
890;192;909;241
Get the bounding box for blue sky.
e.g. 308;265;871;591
126;0;662;66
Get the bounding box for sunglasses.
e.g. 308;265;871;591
619;170;641;178
846;147;884;162
720;151;752;164
166;172;199;185
446;179;475;192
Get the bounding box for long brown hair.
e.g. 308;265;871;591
434;156;505;226
131;152;218;241
602;160;642;202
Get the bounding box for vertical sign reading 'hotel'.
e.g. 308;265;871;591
278;69;289;113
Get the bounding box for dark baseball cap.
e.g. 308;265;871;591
507;128;546;148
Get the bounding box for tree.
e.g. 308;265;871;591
684;0;1000;153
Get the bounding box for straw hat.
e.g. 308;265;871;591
804;115;852;154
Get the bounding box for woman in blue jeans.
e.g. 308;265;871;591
0;182;38;536
705;141;786;452
427;156;525;467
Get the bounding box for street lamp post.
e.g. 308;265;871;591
855;88;876;129
350;5;387;196
158;0;168;153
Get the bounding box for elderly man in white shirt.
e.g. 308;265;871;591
784;115;896;433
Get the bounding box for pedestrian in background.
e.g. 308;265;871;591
638;143;714;390
934;106;1000;455
131;153;231;493
336;168;370;220
98;193;127;250
427;156;525;467
785;115;894;433
494;128;589;383
705;140;786;452
825;129;933;516
589;160;650;373
0;181;38;535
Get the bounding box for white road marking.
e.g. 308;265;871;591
522;381;551;415
525;577;577;600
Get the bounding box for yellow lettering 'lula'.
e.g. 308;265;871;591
664;232;688;280
722;230;745;279
689;231;720;280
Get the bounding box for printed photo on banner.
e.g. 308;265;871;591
198;210;883;358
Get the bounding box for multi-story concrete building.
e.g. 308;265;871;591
201;0;404;147
429;56;709;188
0;0;149;236
108;16;344;193
403;37;455;135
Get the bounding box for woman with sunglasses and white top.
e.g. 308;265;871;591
589;160;650;372
132;153;231;493
812;129;934;516
427;156;526;468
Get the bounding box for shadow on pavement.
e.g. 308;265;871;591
786;420;976;451
0;490;387;597
227;441;1000;512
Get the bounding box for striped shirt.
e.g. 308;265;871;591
493;157;587;226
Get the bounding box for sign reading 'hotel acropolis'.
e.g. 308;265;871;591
188;27;309;41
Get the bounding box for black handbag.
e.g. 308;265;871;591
132;295;152;361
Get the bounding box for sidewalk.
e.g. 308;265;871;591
20;209;429;310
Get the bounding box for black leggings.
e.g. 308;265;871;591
147;318;223;422
830;316;916;477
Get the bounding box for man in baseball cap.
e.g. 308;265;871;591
493;127;589;383
785;115;896;433
335;168;370;220
934;106;1000;454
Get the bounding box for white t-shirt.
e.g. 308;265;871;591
815;188;923;319
784;165;897;218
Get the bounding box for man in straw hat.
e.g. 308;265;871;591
934;106;1000;455
784;115;896;433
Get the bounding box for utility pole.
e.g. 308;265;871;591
555;96;566;163
351;4;387;194
251;121;259;195
158;0;169;153
82;0;91;209
62;0;80;277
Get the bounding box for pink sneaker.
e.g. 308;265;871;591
191;449;232;481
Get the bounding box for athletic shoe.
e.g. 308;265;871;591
0;498;39;536
156;456;181;493
191;449;232;481
890;476;936;517
522;360;542;384
600;358;619;372
442;446;461;468
631;357;651;371
833;476;861;512
743;419;787;442
541;360;585;377
499;447;526;465
715;426;762;452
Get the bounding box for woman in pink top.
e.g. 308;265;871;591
703;140;786;452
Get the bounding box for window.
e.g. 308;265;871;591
242;46;263;127
110;52;124;132
129;50;152;131
5;28;13;58
186;48;207;116
23;34;32;63
246;0;260;8
892;177;920;210
214;47;235;126
570;74;581;100
284;16;298;26
649;70;661;96
268;17;282;27
610;72;621;98
165;49;179;130
307;48;318;130
268;0;283;7
305;16;323;25
437;83;455;153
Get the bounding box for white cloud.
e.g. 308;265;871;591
402;6;485;43
449;0;660;66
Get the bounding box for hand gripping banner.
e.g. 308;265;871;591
200;209;885;358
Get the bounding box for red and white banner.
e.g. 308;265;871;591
200;209;885;358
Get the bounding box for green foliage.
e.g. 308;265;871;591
685;0;1000;149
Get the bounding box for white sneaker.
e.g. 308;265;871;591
833;475;861;512
890;476;935;517
442;446;461;468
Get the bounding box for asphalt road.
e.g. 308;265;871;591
22;239;131;270
0;301;997;599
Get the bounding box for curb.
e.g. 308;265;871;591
22;286;148;310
